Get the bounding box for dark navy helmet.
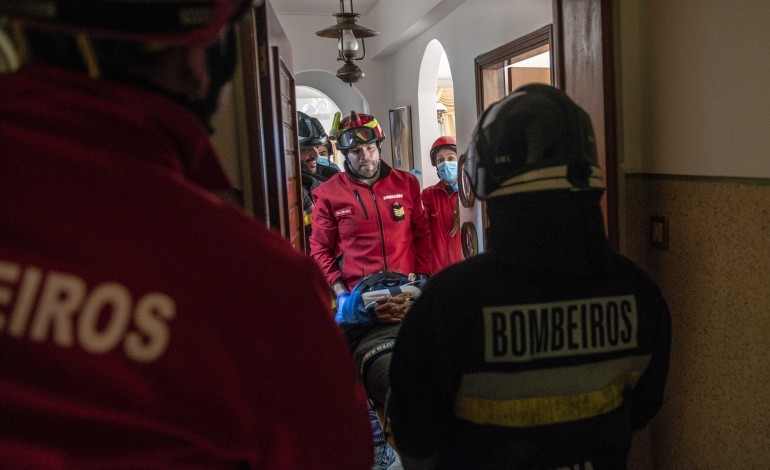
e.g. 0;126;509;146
297;111;329;149
463;83;604;200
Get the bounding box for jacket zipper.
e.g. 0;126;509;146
353;189;370;220
370;189;388;271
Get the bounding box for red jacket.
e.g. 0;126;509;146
421;182;463;274
309;162;431;291
0;64;372;469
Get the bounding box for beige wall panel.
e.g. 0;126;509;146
624;176;770;468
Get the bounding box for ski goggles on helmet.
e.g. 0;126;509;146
337;127;380;149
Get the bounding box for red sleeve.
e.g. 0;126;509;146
260;256;373;468
308;187;343;288
409;175;432;276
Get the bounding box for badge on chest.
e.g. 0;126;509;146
392;202;405;221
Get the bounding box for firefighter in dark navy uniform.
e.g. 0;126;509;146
0;1;372;467
389;84;672;470
298;111;338;242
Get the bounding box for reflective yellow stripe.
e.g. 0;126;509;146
453;372;641;427
303;213;312;227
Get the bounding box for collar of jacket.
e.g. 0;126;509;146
344;159;392;186
485;190;612;275
7;63;231;192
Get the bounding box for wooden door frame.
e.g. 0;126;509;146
553;0;619;249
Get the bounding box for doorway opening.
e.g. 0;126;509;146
417;40;455;190
296;86;342;170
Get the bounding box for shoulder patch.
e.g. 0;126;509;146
335;207;352;217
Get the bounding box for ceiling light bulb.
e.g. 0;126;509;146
339;29;359;58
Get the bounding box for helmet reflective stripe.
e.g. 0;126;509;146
489;164;604;198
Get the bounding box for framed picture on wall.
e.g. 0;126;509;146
389;106;414;170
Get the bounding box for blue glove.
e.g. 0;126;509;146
336;291;351;312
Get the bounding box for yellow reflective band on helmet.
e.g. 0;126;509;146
489;164;605;198
453;371;641;428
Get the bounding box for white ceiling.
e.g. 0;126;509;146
269;0;379;15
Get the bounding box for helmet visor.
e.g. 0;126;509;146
337;127;379;149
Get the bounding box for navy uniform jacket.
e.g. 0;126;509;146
389;190;671;470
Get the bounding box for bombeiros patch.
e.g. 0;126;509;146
483;295;639;362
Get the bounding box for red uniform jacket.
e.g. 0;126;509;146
0;64;372;469
309;163;431;291
421;182;463;274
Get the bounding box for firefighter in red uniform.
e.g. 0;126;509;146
0;1;372;468
421;136;463;274
309;111;431;297
309;111;431;470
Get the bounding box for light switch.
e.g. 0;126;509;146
650;216;669;250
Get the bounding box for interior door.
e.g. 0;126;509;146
237;2;304;252
466;25;557;252
553;0;618;248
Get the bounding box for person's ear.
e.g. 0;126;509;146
183;46;210;99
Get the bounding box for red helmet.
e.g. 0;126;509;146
430;136;457;166
336;111;385;150
0;0;254;47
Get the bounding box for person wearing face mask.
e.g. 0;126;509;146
309;111;432;470
421;136;463;274
298;111;339;242
298;111;339;182
316;139;342;171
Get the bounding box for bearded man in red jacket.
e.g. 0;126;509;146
309;111;432;469
309;111;432;297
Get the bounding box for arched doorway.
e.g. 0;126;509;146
417;40;455;190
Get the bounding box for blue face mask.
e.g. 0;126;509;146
317;156;331;167
437;161;458;183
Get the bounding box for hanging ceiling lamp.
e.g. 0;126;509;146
315;0;380;85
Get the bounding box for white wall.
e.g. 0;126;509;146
381;0;552;174
617;0;770;178
277;12;393;163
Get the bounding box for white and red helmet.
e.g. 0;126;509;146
0;0;255;47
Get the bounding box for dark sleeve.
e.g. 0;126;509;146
629;283;672;429
389;281;456;459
